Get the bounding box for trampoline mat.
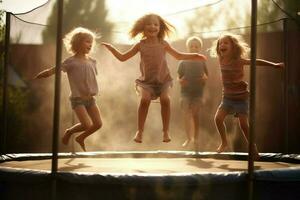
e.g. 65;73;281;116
1;157;299;174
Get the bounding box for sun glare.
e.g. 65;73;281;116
105;0;219;43
105;0;251;43
2;0;251;44
2;0;48;14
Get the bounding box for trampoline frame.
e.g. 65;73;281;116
0;151;300;200
1;0;299;200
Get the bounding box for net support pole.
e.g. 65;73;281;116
282;18;289;154
1;12;11;155
51;0;63;199
248;0;257;200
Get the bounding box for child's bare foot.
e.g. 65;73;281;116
62;129;72;145
216;143;228;153
194;141;199;152
75;137;86;151
182;139;194;147
163;132;171;143
182;139;190;147
253;144;260;161
253;152;260;161
133;131;142;143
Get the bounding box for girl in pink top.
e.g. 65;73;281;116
102;13;206;143
210;33;284;159
35;27;102;152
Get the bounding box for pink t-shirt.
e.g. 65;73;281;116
136;39;172;86
62;56;98;98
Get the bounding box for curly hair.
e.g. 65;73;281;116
129;13;175;40
63;27;99;54
210;33;250;59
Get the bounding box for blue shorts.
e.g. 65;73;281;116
217;98;248;117
70;97;96;109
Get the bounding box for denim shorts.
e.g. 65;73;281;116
218;98;248;117
70;96;96;109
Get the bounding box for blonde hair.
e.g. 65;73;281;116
129;13;175;40
63;27;99;54
186;36;203;49
210;33;250;59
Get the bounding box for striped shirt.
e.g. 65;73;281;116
220;59;249;100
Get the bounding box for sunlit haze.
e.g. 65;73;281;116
105;0;218;43
1;0;286;153
2;0;249;44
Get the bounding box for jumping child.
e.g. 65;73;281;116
177;36;208;149
35;27;102;151
210;33;284;158
102;13;206;143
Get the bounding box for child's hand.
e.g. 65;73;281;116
34;69;51;79
196;74;208;84
275;62;284;69
201;74;208;81
101;42;113;50
179;78;188;87
34;73;45;79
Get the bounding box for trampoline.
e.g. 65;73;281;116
1;151;300;200
2;1;300;200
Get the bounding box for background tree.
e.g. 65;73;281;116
0;11;29;153
256;0;281;32
42;0;113;43
278;0;300;24
185;0;295;37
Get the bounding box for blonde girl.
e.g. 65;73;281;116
210;33;284;158
35;27;102;151
102;13;206;143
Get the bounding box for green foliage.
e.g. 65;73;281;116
42;0;114;43
0;86;29;152
186;0;292;36
281;0;300;24
256;0;281;32
186;0;253;36
0;10;29;152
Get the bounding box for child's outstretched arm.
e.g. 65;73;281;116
242;58;284;68
102;42;139;62
34;67;56;79
164;42;207;61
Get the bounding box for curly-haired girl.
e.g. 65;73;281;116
210;33;284;158
102;14;206;143
35;27;102;151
